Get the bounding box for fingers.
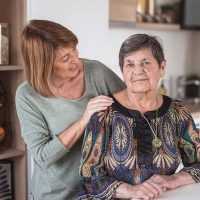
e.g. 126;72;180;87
130;181;165;200
144;180;165;198
82;96;114;125
150;174;172;190
117;181;165;200
150;180;166;193
88;96;113;112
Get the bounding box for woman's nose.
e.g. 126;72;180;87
133;63;145;74
69;49;78;62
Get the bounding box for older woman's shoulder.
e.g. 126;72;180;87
170;97;188;107
171;97;182;104
87;107;113;134
170;97;192;118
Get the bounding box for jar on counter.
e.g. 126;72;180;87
0;23;9;65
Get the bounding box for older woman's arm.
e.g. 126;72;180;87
79;111;122;199
149;170;195;190
150;105;200;189
178;106;200;183
114;181;165;200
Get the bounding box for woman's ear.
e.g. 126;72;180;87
160;60;166;77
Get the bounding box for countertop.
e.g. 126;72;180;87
155;183;200;200
132;183;200;200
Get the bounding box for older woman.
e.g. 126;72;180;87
79;34;200;200
15;20;125;200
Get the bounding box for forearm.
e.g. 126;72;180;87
173;171;196;188
58;117;86;149
113;183;135;199
114;181;164;200
59;96;115;149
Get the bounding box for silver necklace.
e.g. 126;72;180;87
128;95;162;148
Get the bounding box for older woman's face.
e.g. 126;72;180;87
122;48;166;94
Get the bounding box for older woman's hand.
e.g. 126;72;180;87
82;95;113;126
149;174;178;190
149;171;195;190
114;181;166;200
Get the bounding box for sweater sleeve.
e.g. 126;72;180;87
15;86;68;169
178;105;200;182
79;111;122;199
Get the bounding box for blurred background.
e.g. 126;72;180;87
28;0;200;100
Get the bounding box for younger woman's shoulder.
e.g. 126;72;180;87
16;81;32;95
16;81;38;101
82;58;111;72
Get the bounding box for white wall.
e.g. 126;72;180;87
27;0;200;97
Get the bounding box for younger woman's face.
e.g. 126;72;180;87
52;46;80;81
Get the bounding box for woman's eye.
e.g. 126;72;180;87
62;55;69;62
126;64;134;68
143;61;150;65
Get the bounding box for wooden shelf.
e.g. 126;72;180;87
109;21;181;31
0;148;25;160
135;22;181;31
109;0;181;31
0;0;27;199
109;0;137;23
0;65;24;71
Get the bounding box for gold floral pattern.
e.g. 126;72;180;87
79;96;200;200
163;122;174;147
153;148;174;168
115;123;128;150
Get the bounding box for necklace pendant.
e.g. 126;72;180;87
152;137;162;148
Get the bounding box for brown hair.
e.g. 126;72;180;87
21;19;78;97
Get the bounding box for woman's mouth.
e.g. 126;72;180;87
131;78;149;82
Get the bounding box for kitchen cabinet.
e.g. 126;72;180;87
109;0;181;30
0;0;27;199
109;0;138;23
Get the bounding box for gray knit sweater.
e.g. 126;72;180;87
15;59;125;200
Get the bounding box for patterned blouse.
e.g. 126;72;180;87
79;95;200;199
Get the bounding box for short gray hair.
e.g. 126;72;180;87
119;34;165;71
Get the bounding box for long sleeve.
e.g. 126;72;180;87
15;86;68;169
16;96;69;169
178;105;200;182
79;111;122;199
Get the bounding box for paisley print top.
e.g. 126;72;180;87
79;96;200;199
